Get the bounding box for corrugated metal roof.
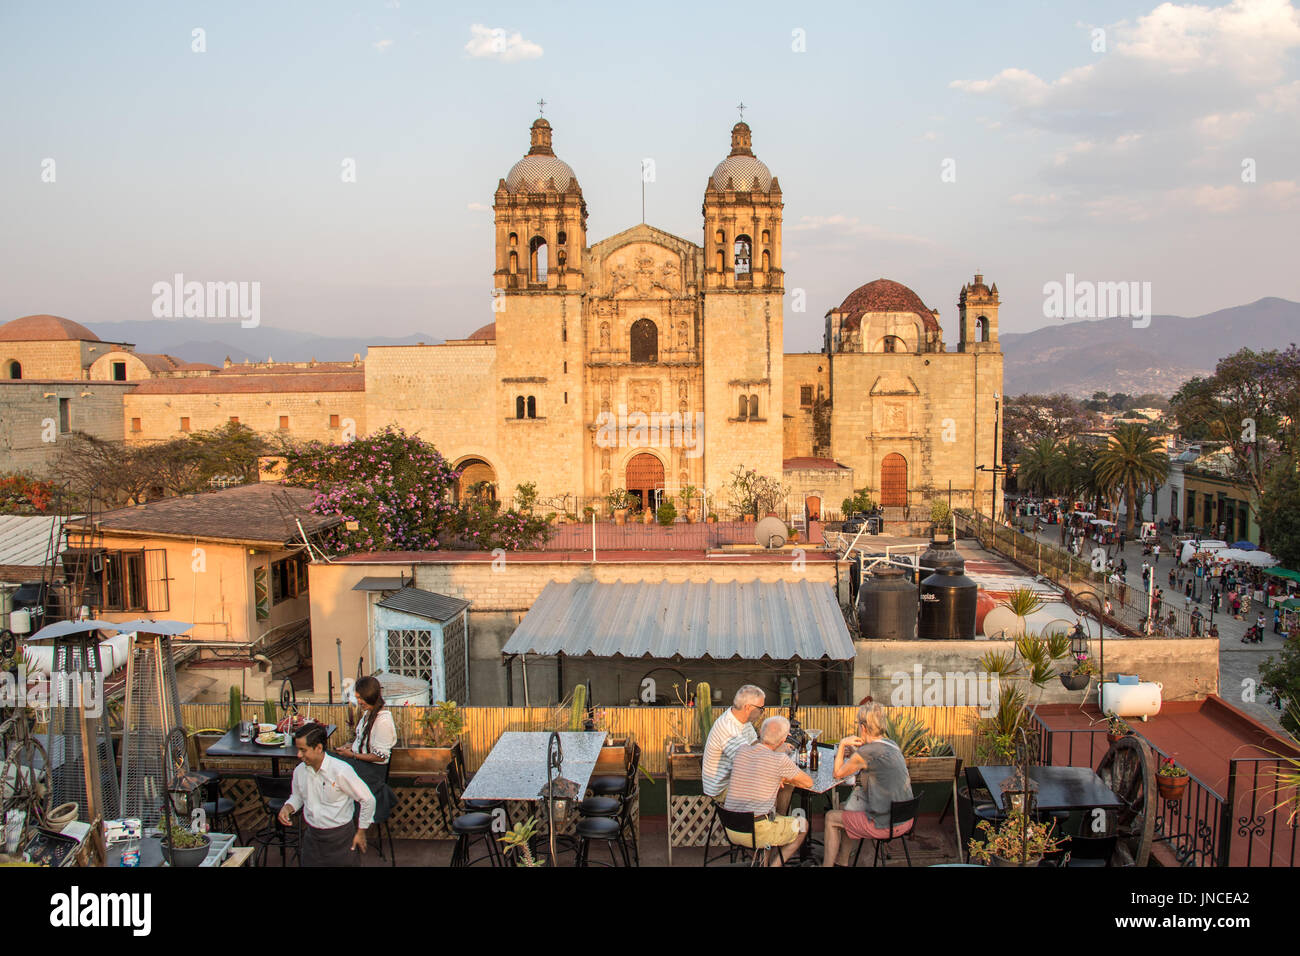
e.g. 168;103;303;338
502;579;854;661
352;576;408;592
0;514;77;571
375;586;470;623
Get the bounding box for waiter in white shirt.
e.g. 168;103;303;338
279;724;376;866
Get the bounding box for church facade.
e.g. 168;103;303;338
364;116;1004;518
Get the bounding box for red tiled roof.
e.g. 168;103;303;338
833;279;940;333
467;322;496;341
129;371;364;394
135;353;184;372
783;457;849;471
0;314;102;342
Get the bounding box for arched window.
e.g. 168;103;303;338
716;249;725;272
509;232;518;247
738;395;749;420
761;229;770;244
734;235;752;275
509;251;518;274
557;231;567;246
5;360;20;380
529;236;548;283
749;395;759;419
976;316;989;342
761;250;770;271
527;396;537;419
882;336;901;353
715;229;725;245
630;318;658;364
516;396;526;419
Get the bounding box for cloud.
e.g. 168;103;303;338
466;202;489;211
788;215;936;246
465;24;543;62
373;39;393;53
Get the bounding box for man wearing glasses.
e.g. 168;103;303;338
702;685;765;803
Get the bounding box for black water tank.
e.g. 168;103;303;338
857;565;919;640
916;537;964;586
919;563;978;640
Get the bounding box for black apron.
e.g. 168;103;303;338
301;820;358;867
337;753;396;825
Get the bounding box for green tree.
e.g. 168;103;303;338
1169;346;1300;528
1016;437;1060;497
1047;437;1096;504
1093;423;1168;536
1258;456;1300;568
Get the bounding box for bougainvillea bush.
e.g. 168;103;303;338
0;473;54;513
282;427;549;554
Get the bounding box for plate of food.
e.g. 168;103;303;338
255;731;287;747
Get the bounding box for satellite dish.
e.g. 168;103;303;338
756;516;788;549
981;606;1024;640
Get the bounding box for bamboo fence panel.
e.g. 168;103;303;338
180;704;981;773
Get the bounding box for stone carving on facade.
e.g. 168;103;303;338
629;380;660;414
599;321;610;348
676;319;689;348
875;399;912;435
608;262;631;296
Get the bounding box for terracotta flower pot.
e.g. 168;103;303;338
1157;774;1189;803
614;508;627;525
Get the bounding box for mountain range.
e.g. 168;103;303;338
81;297;1300;398
999;297;1300;398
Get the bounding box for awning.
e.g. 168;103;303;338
1264;567;1300;584
502;579;854;661
352;576;409;592
375;585;469;623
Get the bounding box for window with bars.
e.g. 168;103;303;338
387;629;434;684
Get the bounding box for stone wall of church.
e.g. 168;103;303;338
123;389;366;444
0;340;92;381
782;466;856;520
828;350;1003;512
781;353;830;459
702;291;784;508
0;381;129;475
364;341;500;485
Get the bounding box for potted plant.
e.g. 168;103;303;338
1106;715;1131;745
498;816;545;866
706;513;718;523
1156;757;1190;803
656;500;678;527
678;485;700;523
1060;652;1098;691
162;823;211;867
606;488;632;525
968;810;1063;866
583;505;596;521
997;588;1045;639
407;700;466;774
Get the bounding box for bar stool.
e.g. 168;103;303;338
435;780;503;867
252;774;300;867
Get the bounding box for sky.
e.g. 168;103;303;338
2;0;1298;353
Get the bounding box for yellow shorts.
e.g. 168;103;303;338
726;815;801;849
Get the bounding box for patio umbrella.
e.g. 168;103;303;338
27;619;129;642
1230;541;1257;551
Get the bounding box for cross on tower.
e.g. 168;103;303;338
736;101;746;120
537;98;547;115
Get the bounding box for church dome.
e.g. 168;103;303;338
467;322;496;341
504;118;579;194
0;314;100;342
709;122;773;192
836;279;940;333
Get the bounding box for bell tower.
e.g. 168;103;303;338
958;274;1000;353
700;118;785;495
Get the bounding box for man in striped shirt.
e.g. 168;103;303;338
702;685;765;801
723;715;812;866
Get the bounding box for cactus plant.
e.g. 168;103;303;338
695;682;715;740
228;687;242;730
569;683;587;731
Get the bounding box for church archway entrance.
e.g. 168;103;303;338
455;458;497;503
880;454;908;507
625;453;664;512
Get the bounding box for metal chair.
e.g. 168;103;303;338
372;759;397;867
850;797;920;867
435;779;503;867
716;807;767;867
251;774;300;867
577;744;640;866
702;799;742;866
1064;833;1117;868
446;759;505;817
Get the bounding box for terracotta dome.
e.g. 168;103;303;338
835;279;939;333
467;322;496;341
0;314;100;342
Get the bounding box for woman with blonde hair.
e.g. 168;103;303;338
821;701;914;866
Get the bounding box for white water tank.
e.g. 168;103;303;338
1100;680;1163;719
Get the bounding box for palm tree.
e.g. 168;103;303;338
1016;438;1059;497
1048;437;1093;503
1093;423;1168;535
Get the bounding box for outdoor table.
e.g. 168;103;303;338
787;743;854;865
976;765;1123;814
461;731;606;802
203;724;338;777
